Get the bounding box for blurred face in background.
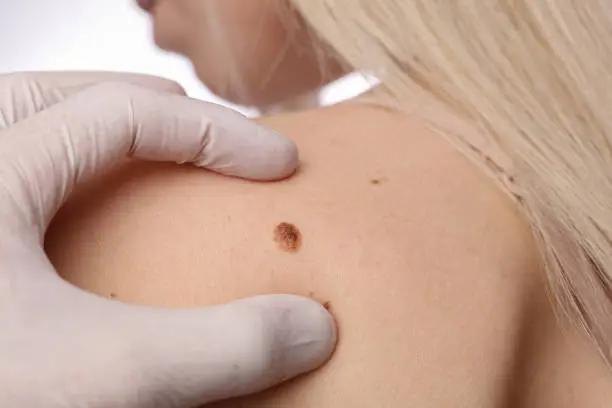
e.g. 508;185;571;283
138;0;344;108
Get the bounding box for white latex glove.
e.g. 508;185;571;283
0;72;336;408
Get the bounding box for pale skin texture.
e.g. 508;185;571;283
47;0;612;406
45;103;612;407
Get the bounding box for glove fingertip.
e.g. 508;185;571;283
235;294;337;374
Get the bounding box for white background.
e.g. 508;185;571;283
0;0;370;114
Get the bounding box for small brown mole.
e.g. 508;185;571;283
109;293;117;300
274;222;302;253
370;176;389;185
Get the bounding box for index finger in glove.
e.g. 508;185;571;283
0;71;186;128
0;82;298;243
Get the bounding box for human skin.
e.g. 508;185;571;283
45;1;612;405
144;0;344;108
45;101;612;407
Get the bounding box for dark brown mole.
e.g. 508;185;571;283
274;222;302;253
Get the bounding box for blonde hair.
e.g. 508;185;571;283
290;1;612;364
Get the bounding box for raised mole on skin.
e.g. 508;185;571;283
274;222;302;253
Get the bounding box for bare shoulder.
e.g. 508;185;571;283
47;102;542;407
261;102;539;287
220;104;543;407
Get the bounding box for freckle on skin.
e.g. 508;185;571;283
371;176;389;185
274;222;302;253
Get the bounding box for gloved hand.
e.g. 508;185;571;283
0;72;336;407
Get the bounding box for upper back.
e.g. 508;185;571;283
45;103;606;407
